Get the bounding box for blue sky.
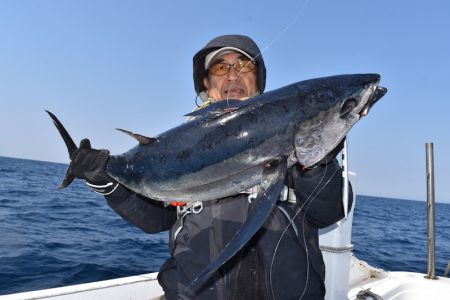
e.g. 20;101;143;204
1;0;449;203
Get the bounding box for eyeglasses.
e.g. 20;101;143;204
208;59;257;76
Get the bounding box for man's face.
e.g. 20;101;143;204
203;52;258;101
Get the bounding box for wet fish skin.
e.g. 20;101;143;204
107;73;386;202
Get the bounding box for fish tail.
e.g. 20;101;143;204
45;110;77;189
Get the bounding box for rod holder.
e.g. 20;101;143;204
425;143;438;279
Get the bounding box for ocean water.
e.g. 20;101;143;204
1;156;449;295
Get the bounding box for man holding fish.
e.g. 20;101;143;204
67;35;352;299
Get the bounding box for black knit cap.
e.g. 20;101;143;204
193;34;266;95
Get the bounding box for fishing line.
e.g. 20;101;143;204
269;157;341;300
268;159;327;300
250;0;310;70
219;0;311;104
297;165;340;300
199;0;309;107
268;163;327;300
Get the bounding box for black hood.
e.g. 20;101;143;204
193;34;266;95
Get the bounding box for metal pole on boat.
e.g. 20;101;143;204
425;142;438;280
342;138;349;217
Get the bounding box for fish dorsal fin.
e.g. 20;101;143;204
184;99;247;118
116;128;156;145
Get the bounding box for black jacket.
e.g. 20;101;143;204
105;160;352;300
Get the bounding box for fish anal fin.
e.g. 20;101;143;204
184;156;288;294
116;128;157;145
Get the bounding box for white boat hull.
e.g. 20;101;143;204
2;264;450;300
349;270;450;300
0;273;165;300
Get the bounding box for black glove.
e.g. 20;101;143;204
70;139;118;195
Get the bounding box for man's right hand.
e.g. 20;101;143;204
70;138;118;195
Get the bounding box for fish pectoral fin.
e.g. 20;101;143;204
184;156;288;294
116;128;157;145
210;107;240;116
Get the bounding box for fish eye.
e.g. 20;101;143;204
340;98;358;118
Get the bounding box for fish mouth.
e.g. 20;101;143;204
359;86;387;117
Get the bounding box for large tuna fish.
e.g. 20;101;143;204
47;73;386;293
